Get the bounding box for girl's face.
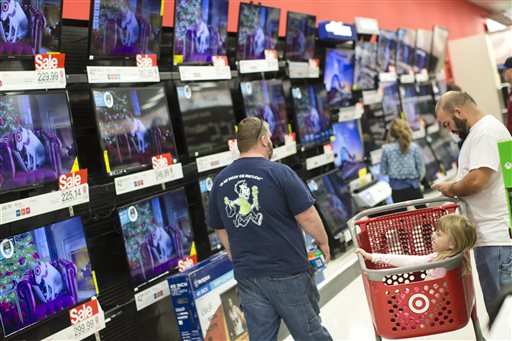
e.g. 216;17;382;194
432;229;453;253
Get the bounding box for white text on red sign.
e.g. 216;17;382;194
59;170;88;191
34;54;65;70
69;300;99;325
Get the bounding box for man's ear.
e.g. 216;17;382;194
453;108;464;120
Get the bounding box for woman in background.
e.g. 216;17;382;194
380;118;425;207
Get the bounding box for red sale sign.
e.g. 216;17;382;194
151;153;172;169
264;50;277;60
59;169;88;191
34;54;65;70
212;56;228;67
136;54;157;67
69;300;99;325
178;255;197;272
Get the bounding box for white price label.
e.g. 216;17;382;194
134;280;170;311
196;150;235;173
36;69;64;83
400;74;415;84
87;66;160;83
379;72;397;83
271;142;297;161
114;163;184;195
154;166;172;183
305;151;335;170
0;69;66;91
288;62;309;79
61;184;89;206
179;65;231;81
239;59;279;74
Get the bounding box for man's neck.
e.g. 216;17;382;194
468;109;487;129
239;150;267;159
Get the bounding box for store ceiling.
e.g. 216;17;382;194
467;0;512;26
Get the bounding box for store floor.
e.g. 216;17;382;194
286;252;490;341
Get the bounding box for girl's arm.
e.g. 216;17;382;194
356;248;433;267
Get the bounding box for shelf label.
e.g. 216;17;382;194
196;150;235;173
152;153;172;169
114;163;184;195
239;50;279;74
288;62;309;78
179;65;231;81
400;74;415;84
136;54;157;67
135;280;170;311
415;72;429;83
306;149;335;170
271;141;297;161
87;65;159;83
362;90;383;105
338;104;364;122
379;72;397;83
308;59;320;78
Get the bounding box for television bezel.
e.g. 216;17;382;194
284;10;317;62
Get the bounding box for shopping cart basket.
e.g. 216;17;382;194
348;197;484;340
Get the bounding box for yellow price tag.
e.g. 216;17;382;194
173;55;183;65
92;270;99;295
189;242;196;257
358;167;368;186
160;0;165;16
71;157;80;172
330;135;335;142
103;150;111;173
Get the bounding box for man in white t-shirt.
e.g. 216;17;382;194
432;91;512;316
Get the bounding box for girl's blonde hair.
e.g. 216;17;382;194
434;213;477;274
387;118;413;154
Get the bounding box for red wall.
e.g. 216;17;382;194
63;0;488;40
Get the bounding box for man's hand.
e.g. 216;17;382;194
314;240;331;264
431;181;456;197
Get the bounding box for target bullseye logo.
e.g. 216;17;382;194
408;293;429;313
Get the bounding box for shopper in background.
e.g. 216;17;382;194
206;117;332;341
356;213;477;279
502;56;512;134
380;118;426;207
432;91;512;315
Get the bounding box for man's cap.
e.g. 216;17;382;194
503;57;512;69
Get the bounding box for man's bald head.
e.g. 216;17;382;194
435;91;476;116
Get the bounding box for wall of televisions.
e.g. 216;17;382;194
0;0;459;340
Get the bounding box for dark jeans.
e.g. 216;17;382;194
237;270;332;341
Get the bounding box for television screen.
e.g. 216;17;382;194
307;170;356;237
0;217;95;336
198;173;222;251
430;26;448;74
89;0;163;58
354;41;378;90
332;120;365;181
219;284;248;341
324;48;355;108
416;84;436;125
428;130;459;172
92;86;177;176
173;0;228;65
415;138;440;184
240;79;289;146
0;0;62;58
396;28;416;75
400;84;421;130
290;83;332;149
377;29;397;73
118;188;194;288
237;3;280;60
0;92;76;193
382;82;401;120
414;29;432;73
285;11;316;62
360;107;386;154
177;81;235;158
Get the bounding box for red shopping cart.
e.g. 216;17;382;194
348;197;484;340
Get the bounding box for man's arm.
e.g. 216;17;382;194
213;228;232;260
431;167;494;197
294;205;331;263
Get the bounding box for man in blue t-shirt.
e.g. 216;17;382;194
207;117;332;341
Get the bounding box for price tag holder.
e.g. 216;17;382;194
288;62;309;78
415;72;429;83
271;134;297;161
362;90;383;105
379;72;397;83
87;55;159;83
134;280;171;311
179;57;231;81
305;148;335;171
412;127;426;140
228;139;241;160
337;104;364;122
42;299;106;341
400;74;415;84
427;123;440;134
308;59;320;78
114;163;184;195
196;150;235;173
239;50;279;74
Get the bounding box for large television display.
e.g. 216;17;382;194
176;81;236;158
332;120;365;181
382;82;402;119
92;86;177;176
285;11;316;62
354;41;378;90
0;217;95;336
416;138;440;184
428;130;459;172
400;84;421;130
118;188;194;288
396;28;416;75
89;0;163;58
0;92;76;193
430;26;448;74
237;2;280;60
307;170;356;237
377;29;397;73
324;48;355;108
290;83;332;149
414;29;432;73
198;173;222;251
173;0;228;65
416;84;436;125
0;0;62;58
240;79;289;146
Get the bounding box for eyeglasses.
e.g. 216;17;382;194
256;118;264;140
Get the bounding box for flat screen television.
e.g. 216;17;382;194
91;86;177;176
377;29;397;73
400;84;421;130
173;0;228;65
430;26;448;74
332;120;365;181
176;81;236;158
354;41;378;90
381;82;401;120
0;217;95;336
285;11;316;62
416;84;436;125
324;48;355;108
0;0;62;58
240;79;289;146
307;170;356;237
88;0;163;59
290;83;332;149
198;173;222;251
117;188;194;288
414;29;432;73
415;138;440;184
236;2;280;61
427;130;459;172
361;107;386;154
0;91;76;193
396;28;416;75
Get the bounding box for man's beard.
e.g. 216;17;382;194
453;116;470;141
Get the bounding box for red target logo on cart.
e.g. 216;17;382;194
408;293;429;313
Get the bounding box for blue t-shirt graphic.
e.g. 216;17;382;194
206;157;314;279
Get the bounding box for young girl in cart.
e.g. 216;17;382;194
356;213;477;279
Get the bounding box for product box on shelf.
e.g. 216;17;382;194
168;252;239;341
